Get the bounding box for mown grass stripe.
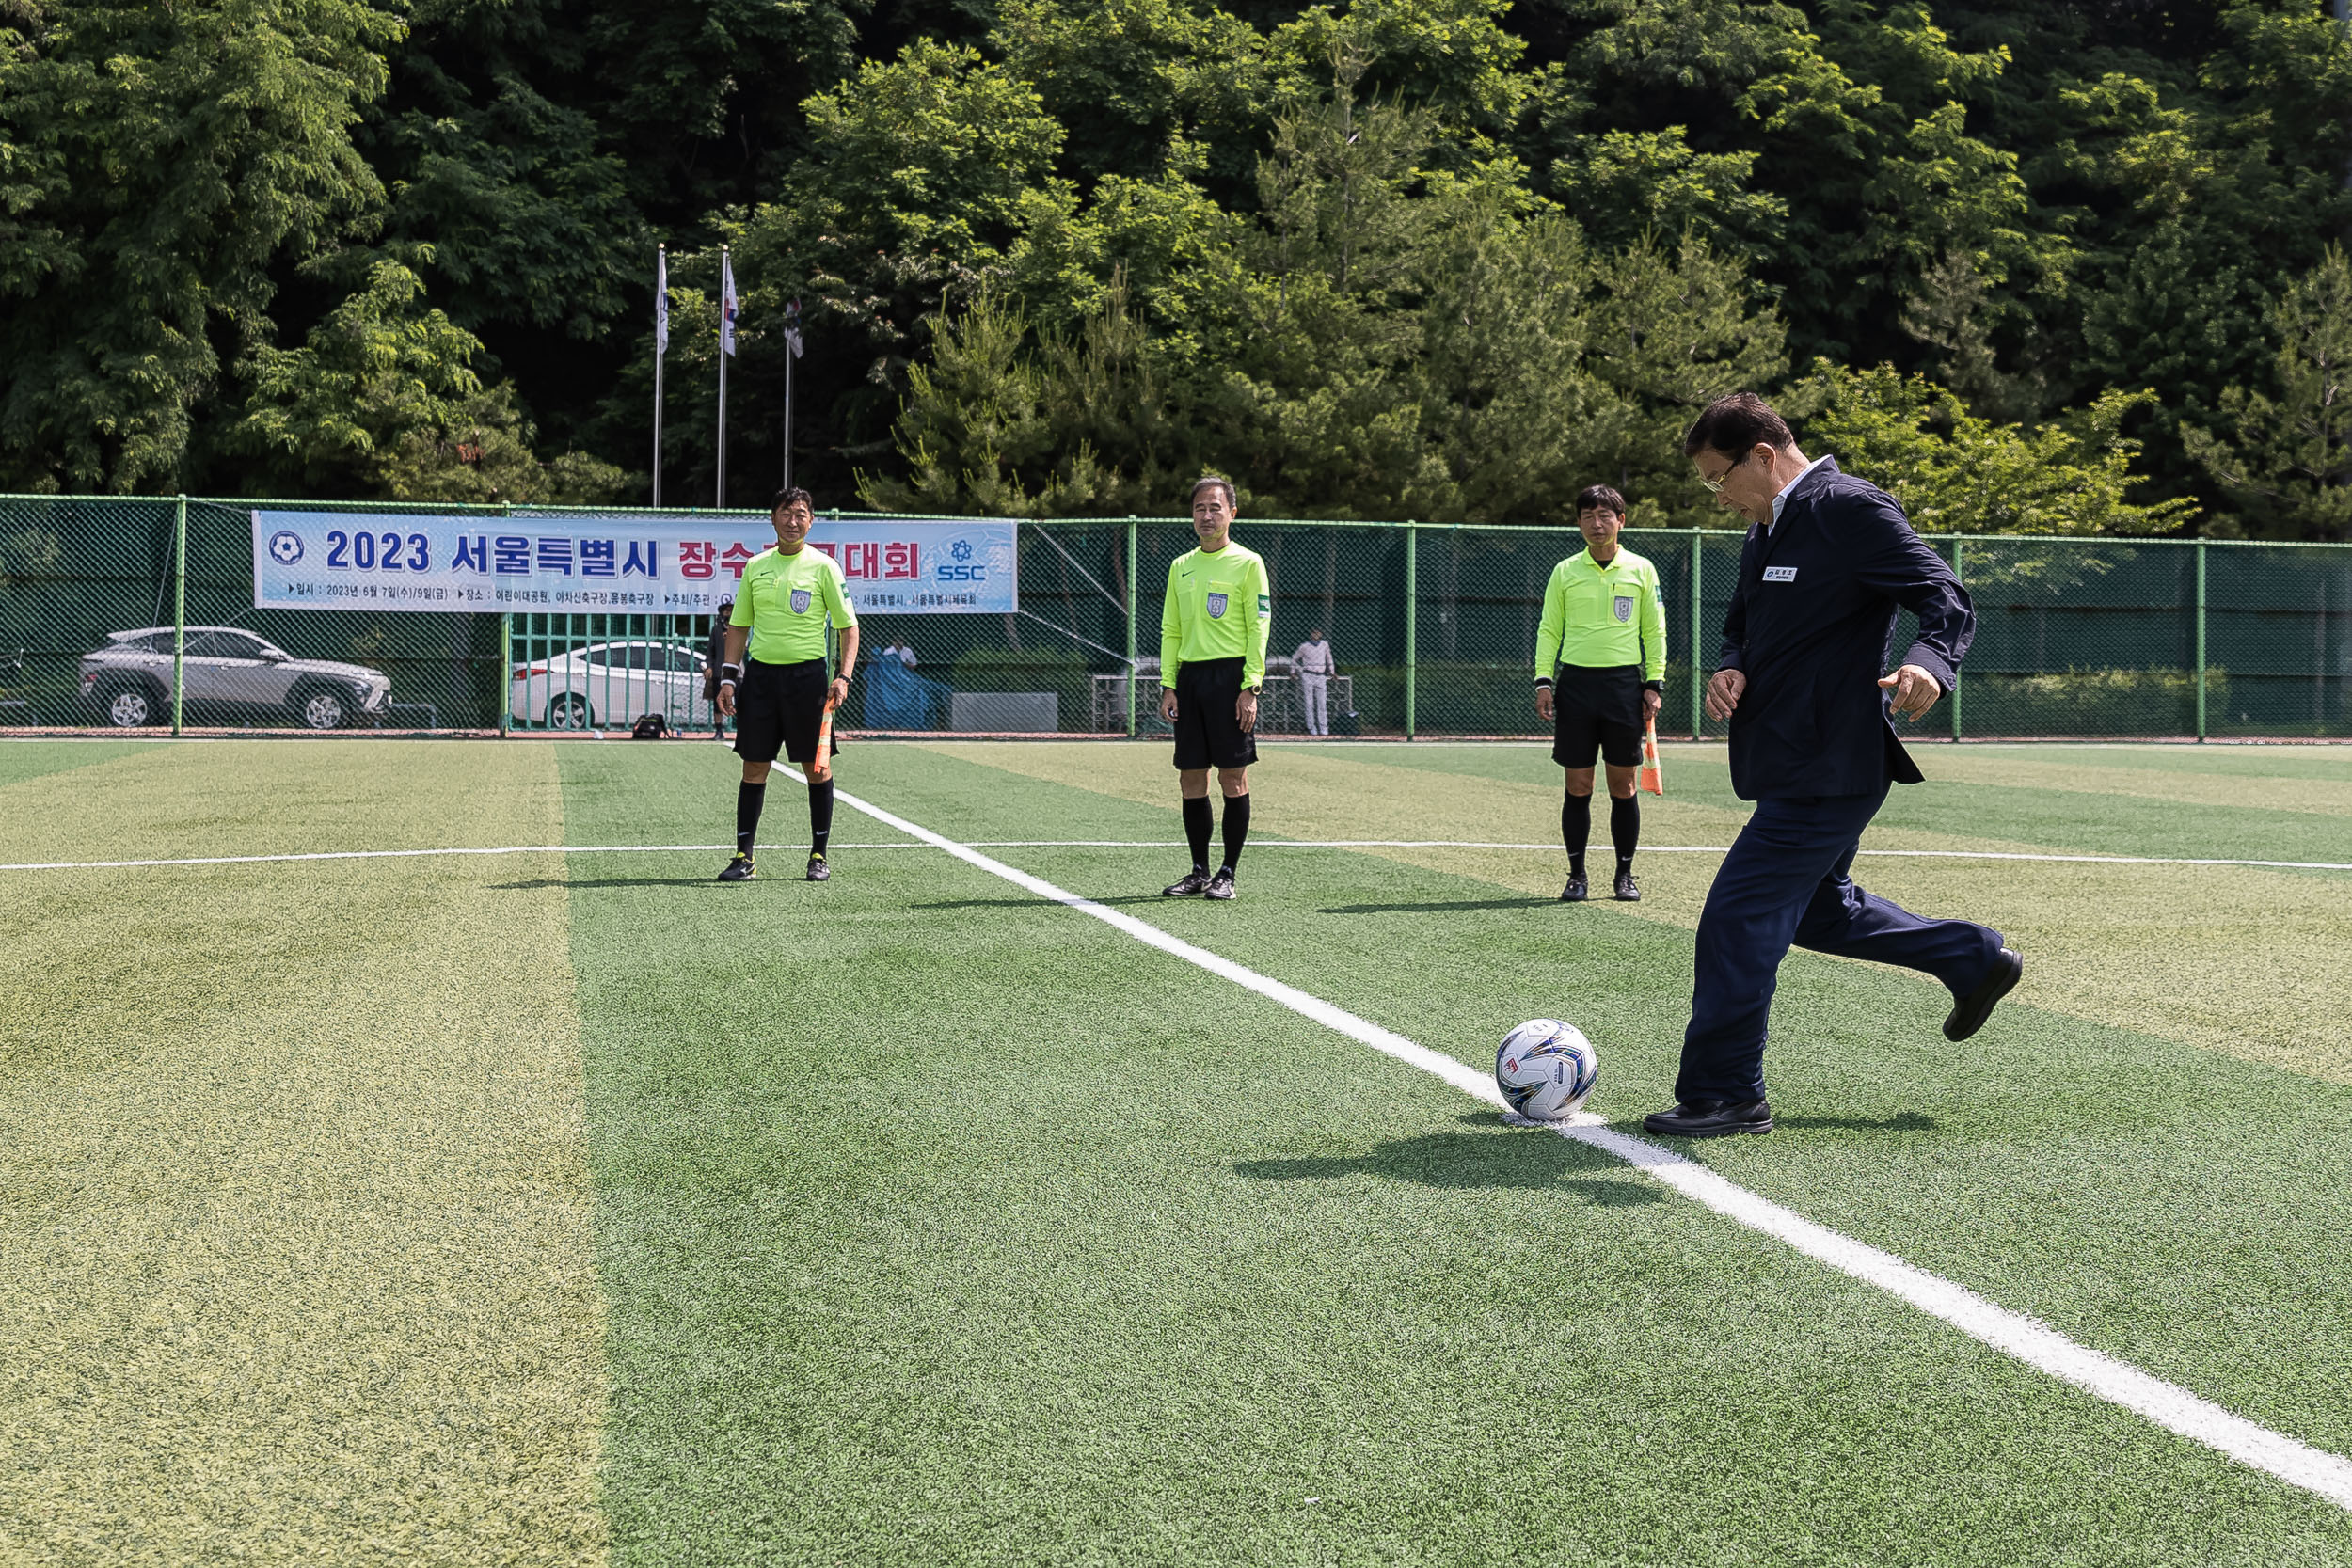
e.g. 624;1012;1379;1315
790;764;2352;1516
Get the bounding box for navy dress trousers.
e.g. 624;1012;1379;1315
1677;459;2009;1105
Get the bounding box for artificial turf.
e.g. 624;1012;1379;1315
3;737;2349;1566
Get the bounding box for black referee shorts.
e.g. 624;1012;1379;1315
1169;656;1259;770
1552;662;1645;768
734;657;839;766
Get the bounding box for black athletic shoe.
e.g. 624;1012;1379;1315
1944;947;2023;1041
1643;1099;1773;1138
1613;868;1641;901
1560;873;1588;903
1163;869;1213;897
805;853;831;882
717;853;755;882
1205;867;1237;900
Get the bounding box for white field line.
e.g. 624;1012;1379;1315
781;766;2352;1514
6;840;2352;874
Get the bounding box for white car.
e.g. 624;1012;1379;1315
80;626;392;729
510;640;713;730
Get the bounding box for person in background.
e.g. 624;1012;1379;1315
1293;629;1334;736
704;598;735;738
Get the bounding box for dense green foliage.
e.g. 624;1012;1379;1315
6;0;2352;532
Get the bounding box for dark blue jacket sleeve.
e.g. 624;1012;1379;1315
1847;489;1973;693
1716;537;1751;673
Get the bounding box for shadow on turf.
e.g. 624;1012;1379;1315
914;895;1170;910
1319;897;1559;914
491;876;720;890
1235;1131;1663;1203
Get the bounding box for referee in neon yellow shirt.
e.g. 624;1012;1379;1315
1534;483;1666;902
1158;475;1270;900
714;488;859;883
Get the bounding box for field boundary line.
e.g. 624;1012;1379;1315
791;767;2352;1515
7;840;2352;874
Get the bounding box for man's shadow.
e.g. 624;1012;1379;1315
1321;898;1557;915
493;876;714;890
1235;1125;1663;1205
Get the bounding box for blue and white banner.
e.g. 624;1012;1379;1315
252;512;1018;615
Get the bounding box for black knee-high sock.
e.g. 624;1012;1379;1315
1611;791;1640;868
808;778;834;856
1182;795;1214;872
736;781;766;855
1562;790;1592;876
1220;792;1251;871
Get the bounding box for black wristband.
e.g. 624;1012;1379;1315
1643;679;1662;693
720;663;742;682
1534;677;1554;690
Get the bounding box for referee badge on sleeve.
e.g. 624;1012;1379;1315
1613;594;1634;623
791;589;813;614
1206;592;1228;619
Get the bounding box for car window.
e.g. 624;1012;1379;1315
671;647;706;673
582;646;612;667
120;633;172;654
628;645;659;670
184;631;247;657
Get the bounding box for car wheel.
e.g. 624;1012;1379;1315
548;693;592;730
98;678;159;728
292;684;350;730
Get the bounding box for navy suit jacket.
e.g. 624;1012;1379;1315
1717;459;1973;800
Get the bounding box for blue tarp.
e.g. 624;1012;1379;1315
865;657;951;730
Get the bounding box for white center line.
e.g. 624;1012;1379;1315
791;768;2352;1514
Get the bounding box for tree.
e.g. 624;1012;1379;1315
0;0;397;492
2187;245;2352;541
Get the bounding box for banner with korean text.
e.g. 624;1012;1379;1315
251;512;1018;614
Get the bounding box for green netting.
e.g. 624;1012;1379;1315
3;495;2347;738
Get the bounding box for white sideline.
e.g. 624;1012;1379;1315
6;839;2352;874
785;767;2352;1514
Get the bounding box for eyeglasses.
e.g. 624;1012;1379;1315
1697;450;1753;494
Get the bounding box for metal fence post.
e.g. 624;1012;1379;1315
2195;539;2208;742
1404;520;1418;740
1125;516;1138;736
1949;537;1964;742
171;494;186;736
1688;529;1703;739
499;613;513;737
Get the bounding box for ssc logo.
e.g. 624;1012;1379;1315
1205;592;1229;619
1613;594;1633;623
268;531;304;565
790;589;813;614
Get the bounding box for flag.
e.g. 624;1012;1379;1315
783;297;803;360
1638;716;1665;796
654;246;669;354
720;250;739;357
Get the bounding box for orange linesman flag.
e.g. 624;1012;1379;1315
1638;717;1664;796
809;695;839;783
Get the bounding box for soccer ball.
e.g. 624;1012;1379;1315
1494;1020;1599;1120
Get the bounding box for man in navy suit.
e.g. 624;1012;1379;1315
1645;393;2024;1138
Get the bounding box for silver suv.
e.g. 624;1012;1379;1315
80;626;392;729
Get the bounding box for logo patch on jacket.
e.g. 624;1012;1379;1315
1206;592;1228;619
1762;566;1798;583
790;588;813;613
1613;594;1634;623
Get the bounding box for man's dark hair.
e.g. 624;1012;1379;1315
772;486;817;515
1682;393;1793;459
1190;474;1237;511
1575;483;1628;518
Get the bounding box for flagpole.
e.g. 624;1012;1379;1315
652;244;667;507
782;345;793;492
715;245;729;508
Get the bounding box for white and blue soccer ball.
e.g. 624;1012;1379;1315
1494;1019;1599;1120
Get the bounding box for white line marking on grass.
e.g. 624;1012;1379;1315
8;840;2350;874
789;767;2352;1514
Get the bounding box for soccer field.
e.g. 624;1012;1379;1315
6;737;2352;1567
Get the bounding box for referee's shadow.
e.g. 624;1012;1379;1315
1234;1129;1663;1204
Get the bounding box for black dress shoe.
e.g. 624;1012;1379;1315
1944;947;2024;1041
1613;868;1640;901
1559;873;1588;902
1643;1099;1773;1137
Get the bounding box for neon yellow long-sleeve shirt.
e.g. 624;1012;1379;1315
1534;547;1667;685
1161;541;1271;689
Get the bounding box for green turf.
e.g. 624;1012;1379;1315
0;736;161;791
7;737;2350;1565
558;742;2352;1566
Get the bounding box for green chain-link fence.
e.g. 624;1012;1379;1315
4;495;2347;738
